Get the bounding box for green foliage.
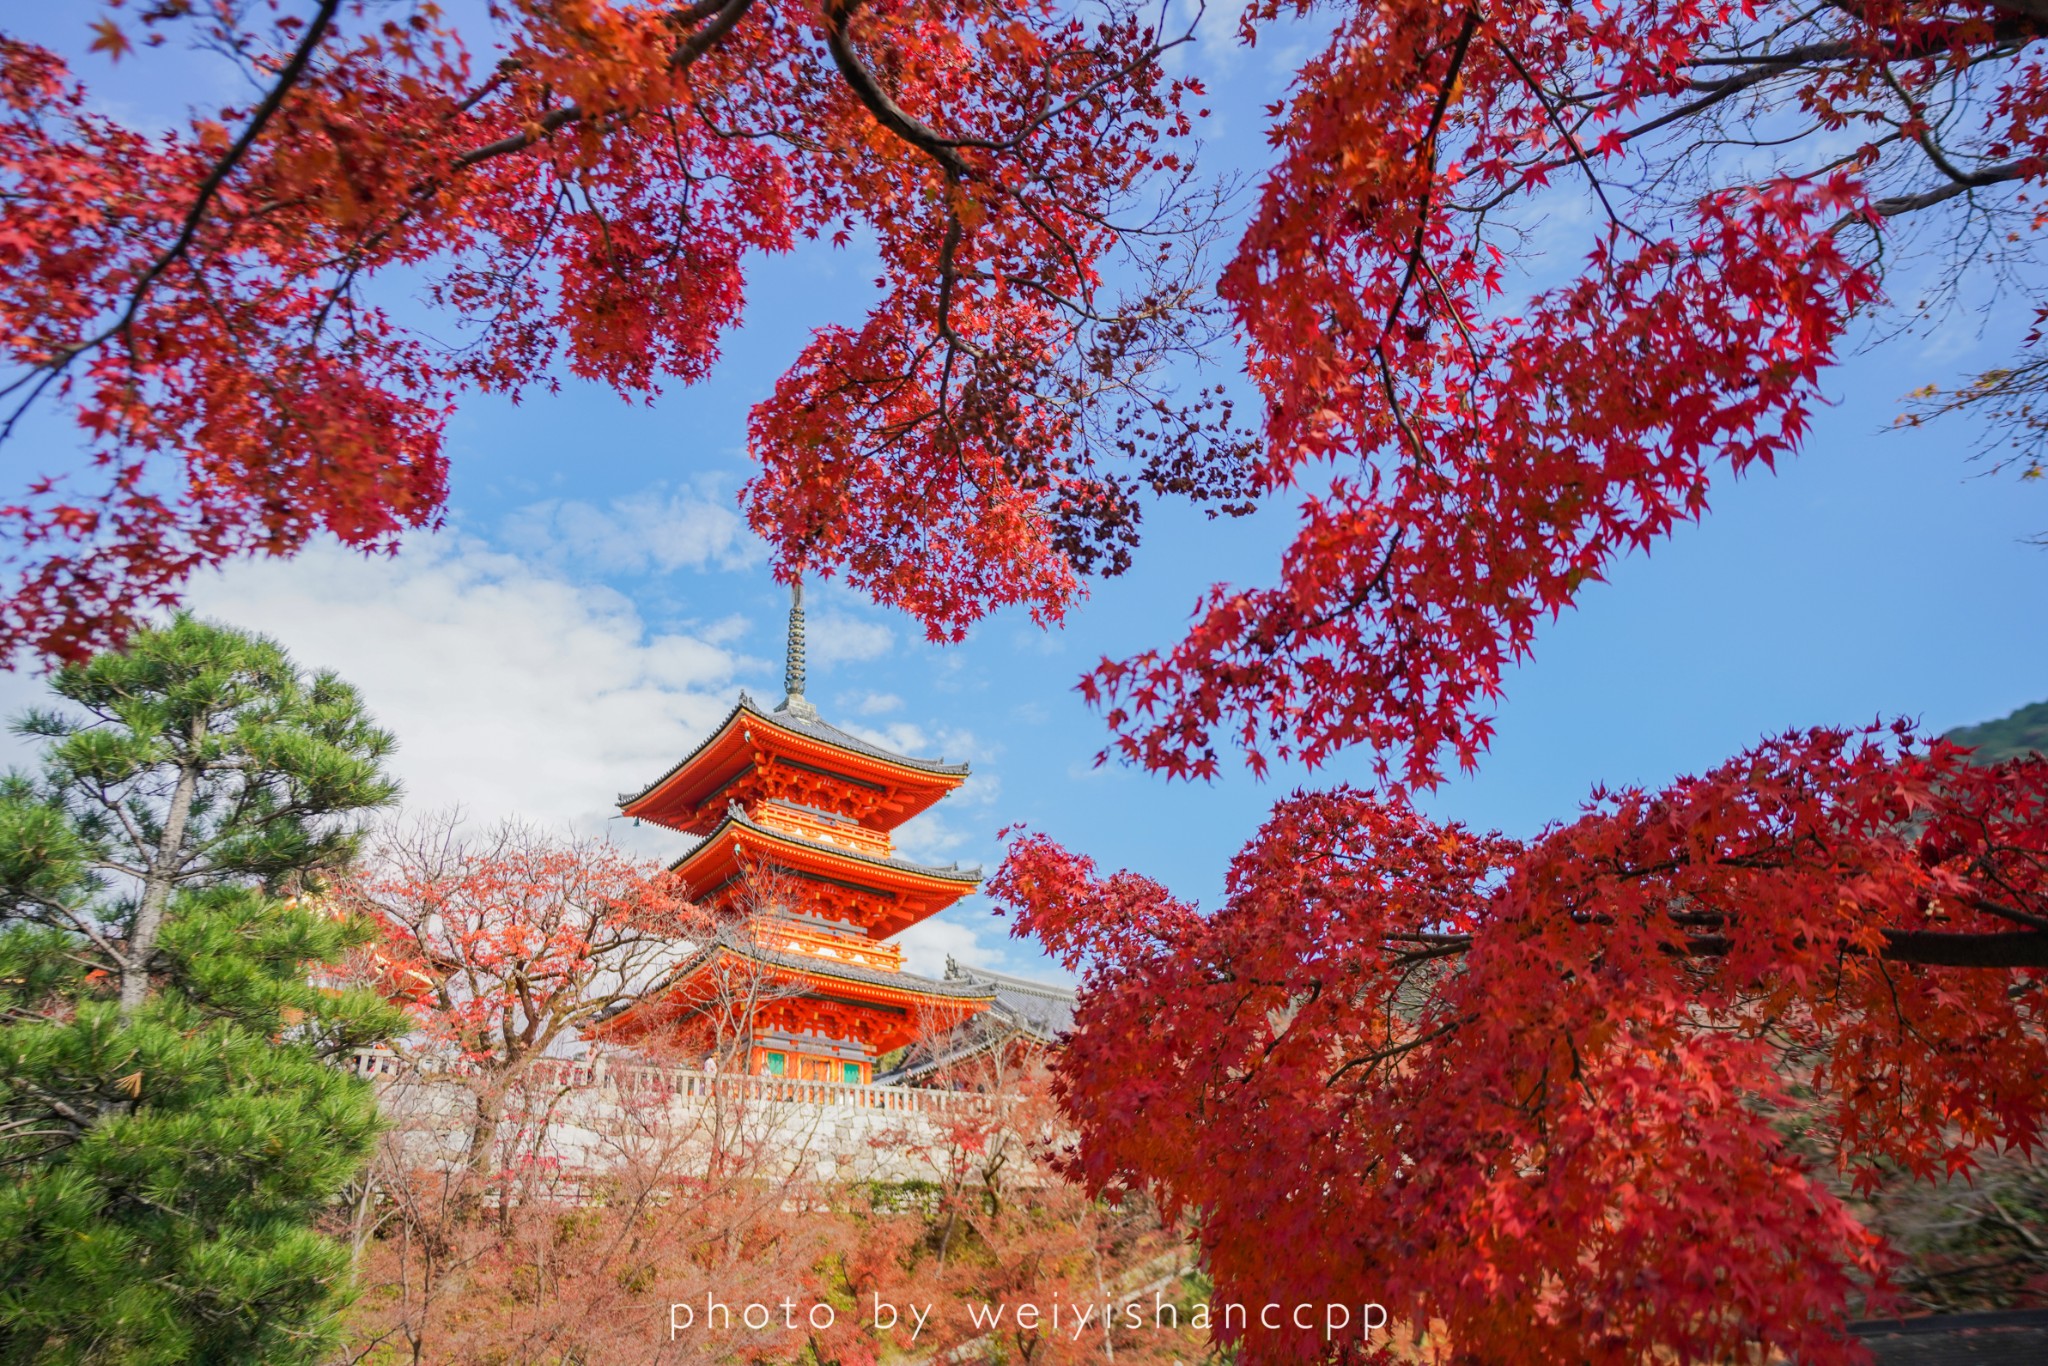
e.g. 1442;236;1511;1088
1946;698;2048;765
0;616;407;1364
858;1177;947;1217
1865;1151;2048;1314
17;611;399;900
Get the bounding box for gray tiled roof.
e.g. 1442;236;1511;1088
620;693;969;808
953;962;1077;1041
875;962;1078;1082
752;694;970;777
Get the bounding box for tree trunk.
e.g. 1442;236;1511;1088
119;726;204;1019
467;1083;503;1179
1993;2;2048;28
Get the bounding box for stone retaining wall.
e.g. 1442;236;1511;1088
351;1049;1012;1186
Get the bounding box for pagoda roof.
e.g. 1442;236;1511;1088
594;929;997;1050
671;806;983;892
943;962;1079;1040
623;692;967;804
750;695;969;775
614;696;966;835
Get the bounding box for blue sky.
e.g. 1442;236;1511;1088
9;7;2045;981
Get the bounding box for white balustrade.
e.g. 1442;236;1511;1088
346;1048;990;1117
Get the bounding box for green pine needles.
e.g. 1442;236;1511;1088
0;615;408;1364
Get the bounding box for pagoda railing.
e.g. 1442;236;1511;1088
346;1048;993;1117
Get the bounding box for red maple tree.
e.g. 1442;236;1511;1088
984;12;2048;1351
16;5;2048;1362
0;0;1235;661
8;3;2038;743
1081;0;2048;786
341;819;701;1170
995;732;2048;1362
3;4;2041;705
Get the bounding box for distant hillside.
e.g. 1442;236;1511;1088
1945;698;2048;763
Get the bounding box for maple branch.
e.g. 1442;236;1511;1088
451;61;519;117
670;0;754;65
1377;918;2048;971
976;15;1199;155
1382;8;1479;348
1862;156;2038;220
1684;14;2043;89
1669;925;2048;968
1366;10;1481;469
932;177;988;380
1467;18;2040;218
1421;256;1486;376
0;1;341;427
1389;939;1473;966
1968;894;2048;933
1877;928;2048;968
1485;23;1632;236
820;0;972;179
1326;1015;1465;1086
816;0;1135;392
115;0;342;336
454;0;754;167
1294;527;1407;637
455;105;585;168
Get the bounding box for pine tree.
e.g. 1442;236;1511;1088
0;615;407;1364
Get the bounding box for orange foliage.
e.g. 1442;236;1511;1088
340;1053;1199;1364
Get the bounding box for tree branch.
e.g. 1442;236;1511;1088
454;0;756;168
819;0;972;179
1326;1015;1466;1086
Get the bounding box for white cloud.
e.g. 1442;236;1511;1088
188;535;754;845
952;771;1002;810
894;905;1009;978
889;809;976;866
501;484;762;576
0;671;52;773
851;691;903;715
846;719;988;769
805;610;895;667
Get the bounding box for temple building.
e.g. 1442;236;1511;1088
876;960;1078;1086
598;585;997;1084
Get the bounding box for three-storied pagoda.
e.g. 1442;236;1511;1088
600;586;996;1083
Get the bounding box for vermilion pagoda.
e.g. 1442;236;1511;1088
601;586;995;1084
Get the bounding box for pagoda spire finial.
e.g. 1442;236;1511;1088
780;579;816;718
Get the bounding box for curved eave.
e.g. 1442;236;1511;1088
777;968;996;1012
599;943;997;1038
677;957;995;1006
671;812;983;897
619;698;969;832
620;701;746;805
